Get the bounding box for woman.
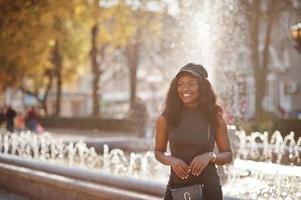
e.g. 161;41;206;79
154;63;232;199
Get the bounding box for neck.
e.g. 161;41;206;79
183;103;199;108
183;105;199;110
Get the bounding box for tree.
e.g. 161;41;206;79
80;0;160;116
80;0;116;116
246;0;275;120
0;0;54;110
243;0;300;120
0;0;88;115
118;2;163;108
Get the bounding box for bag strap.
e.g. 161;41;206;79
207;125;210;146
206;124;212;152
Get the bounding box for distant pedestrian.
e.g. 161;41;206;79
129;97;149;137
6;106;16;132
15;111;26;133
26;107;39;132
0;107;6;128
277;104;288;118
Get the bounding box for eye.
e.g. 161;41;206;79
189;82;197;87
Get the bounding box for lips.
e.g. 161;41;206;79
183;93;192;97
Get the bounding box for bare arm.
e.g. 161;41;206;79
154;115;189;179
154;115;174;165
213;116;233;165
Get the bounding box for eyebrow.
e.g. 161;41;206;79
178;80;197;83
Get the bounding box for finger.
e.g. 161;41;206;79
172;167;184;178
196;164;206;176
192;164;199;175
173;167;182;178
178;161;189;174
172;165;184;179
181;164;190;175
177;168;187;179
175;165;187;179
183;164;190;173
193;163;204;175
179;165;189;177
189;159;196;171
190;160;199;175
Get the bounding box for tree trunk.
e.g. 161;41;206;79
91;24;100;116
130;58;137;108
250;0;275;120
42;69;54;116
249;0;261;119
254;70;265;119
126;39;140;109
52;41;63;117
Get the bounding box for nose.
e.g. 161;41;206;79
183;85;190;91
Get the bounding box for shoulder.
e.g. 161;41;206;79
156;114;168;131
157;114;167;125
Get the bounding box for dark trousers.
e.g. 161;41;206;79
6;120;14;132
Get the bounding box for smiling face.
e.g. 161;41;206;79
177;72;200;107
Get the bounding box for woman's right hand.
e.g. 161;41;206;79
170;157;190;179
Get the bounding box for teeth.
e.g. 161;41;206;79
183;94;191;97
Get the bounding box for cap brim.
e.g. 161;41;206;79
176;70;200;77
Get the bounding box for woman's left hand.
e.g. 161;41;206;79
189;153;211;176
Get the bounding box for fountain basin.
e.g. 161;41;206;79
0;154;164;197
0;162;159;200
0;154;241;200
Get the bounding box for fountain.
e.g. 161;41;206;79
1;0;300;199
235;130;301;165
0;128;300;199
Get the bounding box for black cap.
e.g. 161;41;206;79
176;63;208;78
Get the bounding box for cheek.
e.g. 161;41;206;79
193;87;199;96
193;90;200;100
177;88;181;96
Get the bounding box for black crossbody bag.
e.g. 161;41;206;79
170;125;211;200
171;183;204;200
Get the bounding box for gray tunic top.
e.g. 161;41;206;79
167;106;217;188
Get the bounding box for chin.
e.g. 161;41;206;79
182;100;194;105
182;100;192;105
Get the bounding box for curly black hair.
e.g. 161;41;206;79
162;67;223;131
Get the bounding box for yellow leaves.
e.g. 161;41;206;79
100;7;115;21
48;39;56;47
97;26;112;44
1;0;165;93
123;22;137;37
40;11;54;25
75;4;85;16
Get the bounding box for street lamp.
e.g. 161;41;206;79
291;23;301;53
